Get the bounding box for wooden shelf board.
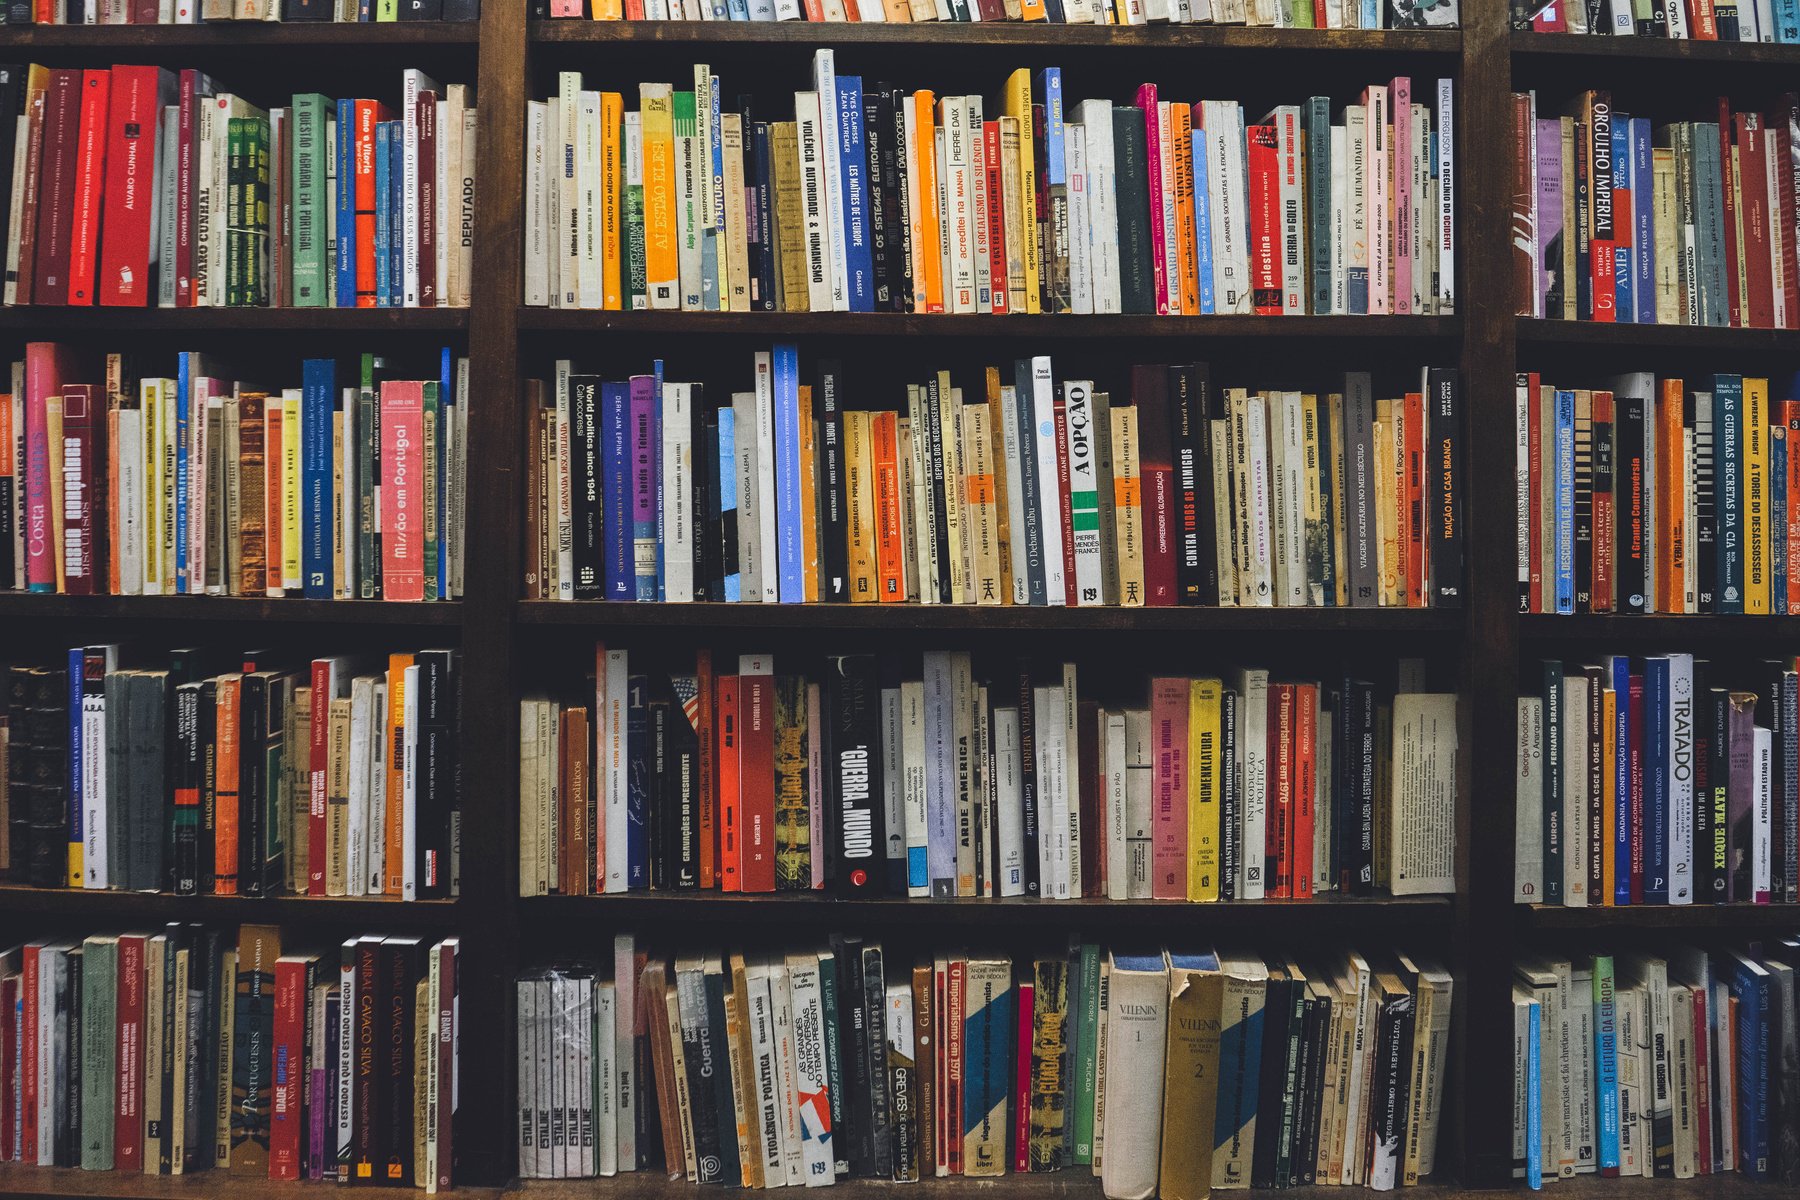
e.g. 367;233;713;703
531;20;1462;52
527;891;1453;926
516;599;1461;632
0;308;468;332
1518;613;1800;640
0;593;462;624
518;309;1458;339
1;21;479;46
0;1164;498;1200
1523;901;1800;928
1516;317;1800;351
506;1170;1465;1199
1512;30;1800;65
0;882;462;927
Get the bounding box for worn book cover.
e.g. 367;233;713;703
1028;956;1068;1171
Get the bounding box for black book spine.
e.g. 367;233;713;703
172;681;201;896
1616;397;1649;614
132;673;166;894
1430;367;1463;607
1112;107;1155;316
1015;662;1041;898
818;362;850;602
1374;992;1417;1183
1696;391;1717;612
1249;975;1290;1188
1290;994;1322;1186
827;655;883;898
1274;979;1306;1187
1705;687;1730;902
381;941;420;1187
195;929;223;1165
1220;688;1238;901
1168;362;1216;605
649;696;668;892
572;377;603;599
862;90;892;312
693;389;716;602
890;91;914;312
923;377;953;604
416;651;458;899
860;944;893;1178
677;971;723;1182
198;680;217;893
240;676;268;897
836;934;874;1177
701;968;742;1184
751;116;778;313
672;697;700;890
440;0;480;18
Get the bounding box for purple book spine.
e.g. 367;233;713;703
1535;120;1563;320
1727;691;1756;902
310;1068;328;1178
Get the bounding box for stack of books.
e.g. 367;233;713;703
1511;0;1798;40
2;345;469;600
1515;371;1800;616
0;928;460;1190
538;0;1459;27
524;58;1457;317
0;66;476;309
1511;92;1800;328
519;936;1453;1192
527;350;1463;609
4;645;461;897
518;645;1457;900
1511;940;1800;1188
1518;654;1800;908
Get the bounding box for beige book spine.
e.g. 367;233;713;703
899;418;921;602
326;697;352;896
1373;408;1394;607
1328;392;1350;608
1653;148;1680;325
721;113;750;312
1229;390;1254;605
1111;405;1144;606
1303;393;1325;607
965;404;1001;605
1158;965;1222;1200
169;948;190;1173
664;981;698;1181
1099;957;1166;1200
142;940;163;1173
728;954;765;1188
845;409;877;602
414;977;432;1184
770;123;809;313
939;376;968;604
214;948;236;1170
984;367;1015;605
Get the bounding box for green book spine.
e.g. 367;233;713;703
377;0;397;18
227;116;243;308
358;387;379;599
1072;942;1100;1165
291;96;327;306
254;115;271;307
817;950;847;1176
422;382;440;602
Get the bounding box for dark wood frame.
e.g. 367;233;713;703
1;3;1794;1195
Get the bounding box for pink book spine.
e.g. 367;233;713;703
1135;85;1168;316
1013;978;1034;1172
379;380;425;601
1391;78;1412;316
24;343;72;592
1365;85;1389;316
1151;676;1189;900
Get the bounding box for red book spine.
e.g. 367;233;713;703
945;958;964;1174
1012;978;1033;1173
1628;674;1645;903
718;674;740;892
1692;982;1712;1173
25;342;76;592
60;384;95;594
1292;682;1316;899
354;101;385;308
379;380;425;601
115;934;145;1170
1134;85;1168;315
623;0;645;16
738;670;776;892
1528;374;1543;612
1719;101;1741;328
1052;391;1078;606
1247;124;1283;316
1150;676;1188;901
33;70;83;307
983;122;1007;315
99;66;167;306
0;976;13;1162
1269;683;1293;898
416;93;438;309
175;71;208;307
132;0;159;21
65;70;110;306
1687;0;1719;36
800;0;826;22
1531;0;1567;27
1738;114;1774;330
270;958;306;1180
1589;100;1615;323
1592;390;1616;612
696;649;716;889
1405;390;1426;607
1077;700;1102;899
1132;364;1177;606
308;659;332;895
434;941;456;1191
20;946;38;1164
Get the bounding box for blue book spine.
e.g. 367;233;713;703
836;77;874;313
725;0;749;16
603;382;634;600
1011;369;1048;605
175;353;191;592
773;344;805;603
1212;966;1263;1164
1777;0;1800;41
1735;965;1770;1177
1645;657;1671;903
1038;69;1065;188
1611;656;1632;904
718;409;740;601
961;975;1013;1150
630;377;657;602
1192;129;1215;314
1613;121;1632;325
336;99;356;309
374;123;392;307
1555;390;1576;613
1594;959;1620;1171
1634;120;1654;323
653;359;666;602
626;674;649;888
1362;0;1379;32
1718;374;1746;612
708;82;725;313
439;347;452;597
388;126;405;307
300;358;335;598
67;648;82;881
1526;1001;1542;1188
1775;424;1789;614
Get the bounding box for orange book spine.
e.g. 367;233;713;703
799;385;820;603
1404;391;1425;607
696;648;716;889
872;410;906;602
1020;0;1048;18
384;652;413;894
718;674;741;892
353;101;388;308
1658;380;1687;613
914;92;945;315
214;677;242;895
1173;105;1199;316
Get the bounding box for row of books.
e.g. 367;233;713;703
2;344;469;600
524;58;1457;317
0;65;475;309
1511;93;1800;329
0;927;460;1189
533;0;1457;26
526;351;1463;609
1511;939;1800;1187
5;0;479;21
518;645;1456;900
2;644;461;898
1515;655;1800;908
520;936;1452;1192
1511;0;1799;39
1515;372;1800;616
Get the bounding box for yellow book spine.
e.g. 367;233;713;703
591;0;621;16
800;385;820;603
282;392;302;591
845;409;877;602
640;84;678;310
983;367;1013;605
385;653;414;894
1747;377;1770;614
1111;405;1143;606
721;112;750;313
600;93;623;310
1005;70;1041;314
1187;677;1221;902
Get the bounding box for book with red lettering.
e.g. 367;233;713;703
1592;390;1616;612
175;70;219;307
717;673;741;892
1292;682;1317;900
1131;364;1177;606
114;931;148;1171
417;92;438;308
945;954;966;1174
1150;676;1189;901
1268;683;1294;898
265;401;285;599
737;654;776;893
270;955;310;1181
355;100;393;307
66;70;110;306
1737;113;1774;329
20;943;40;1165
0;971;12;1161
25;342;78;593
1718;100;1740;328
33;70;83;307
1391;78;1413;316
1246;123;1283;316
380;380;426;601
1134;85;1168;316
99;66;176;306
60;384;97;595
984;121;1008;314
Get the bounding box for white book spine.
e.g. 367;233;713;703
1062;664;1081;897
81;686;106;888
402;71;440;307
881;683;905;894
613;935;637;1168
903;678;930;898
605;649;629;892
368;686;387;893
1080;99;1120;316
555;363;574;599
994;705;1026;897
734;392;762;602
402;663;420;900
1063;381;1104;605
525;102;549;306
1330;125;1347;316
1669;653;1694;903
1281;392;1305;606
4;113;30;306
595;985;617;1176
786;957;833;1186
999;385;1032;604
1034;687;1069;897
1125;708;1153;898
436;97;453;307
1557;680;1589;904
812;52;849;312
1246;395;1274;607
664;383;694;602
769;964;803;1184
117;409;143;595
1102;709;1127;901
557;76;581;309
1031;357;1067;606
753;353;779;602
1368;88;1388;314
1755;727;1773;899
944;98;975;313
157;106;179;308
746;965;785;1185
347;679;371;897
923;651;957;897
577;92;603;310
1067;122;1093;315
1237;669;1269;899
1516;695;1544;902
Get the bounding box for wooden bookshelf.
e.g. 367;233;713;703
7;0;1798;1194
